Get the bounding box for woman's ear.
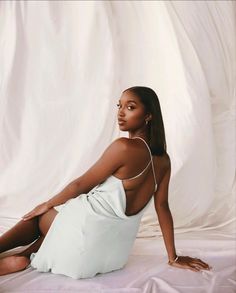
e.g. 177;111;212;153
146;113;152;122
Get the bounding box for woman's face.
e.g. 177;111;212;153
117;91;149;132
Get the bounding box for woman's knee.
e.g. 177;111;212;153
38;208;58;236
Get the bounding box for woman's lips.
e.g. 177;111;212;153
118;119;126;125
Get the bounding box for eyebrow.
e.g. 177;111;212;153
118;99;137;104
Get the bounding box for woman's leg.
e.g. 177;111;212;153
17;235;45;257
16;207;57;258
0;255;30;276
0;218;40;254
0;208;58;275
0;208;58;254
0;236;45;276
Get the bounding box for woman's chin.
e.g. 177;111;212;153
118;125;128;131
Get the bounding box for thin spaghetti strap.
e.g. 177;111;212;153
132;137;158;192
125;160;151;180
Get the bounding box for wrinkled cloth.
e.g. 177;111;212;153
30;175;151;279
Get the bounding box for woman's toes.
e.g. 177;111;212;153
0;255;30;276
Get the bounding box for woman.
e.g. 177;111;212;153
0;86;211;278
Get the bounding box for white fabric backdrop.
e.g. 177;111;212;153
0;0;235;237
0;1;235;292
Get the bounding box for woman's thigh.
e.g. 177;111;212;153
38;208;58;236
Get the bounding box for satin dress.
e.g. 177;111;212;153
30;137;157;279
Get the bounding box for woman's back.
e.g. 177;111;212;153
112;137;170;216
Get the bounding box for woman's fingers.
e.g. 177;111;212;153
22;211;36;221
23;213;32;218
179;261;202;272
174;262;199;272
23;213;31;218
186;262;200;271
169;256;212;272
22;203;49;221
192;258;211;270
23;215;35;221
23;214;32;219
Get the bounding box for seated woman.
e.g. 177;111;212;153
0;86;211;278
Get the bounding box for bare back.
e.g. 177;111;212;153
112;138;170;216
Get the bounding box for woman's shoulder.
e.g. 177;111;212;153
105;137;131;157
111;138;171;166
112;137;134;149
156;152;171;176
110;137;150;159
113;137;130;144
162;152;171;164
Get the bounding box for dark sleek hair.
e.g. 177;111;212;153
123;86;167;156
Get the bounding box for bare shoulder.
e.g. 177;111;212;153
72;138;129;193
111;137;134;152
161;152;171;176
162;152;171;169
154;152;171;183
154;151;171;167
107;137;130;157
113;137;130;147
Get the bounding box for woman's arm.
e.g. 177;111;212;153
48;138;128;208
154;158;177;261
154;156;211;272
23;138;128;220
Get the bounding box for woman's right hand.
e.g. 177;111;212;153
22;202;50;221
168;255;212;272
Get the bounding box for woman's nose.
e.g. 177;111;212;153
118;110;125;117
118;107;125;117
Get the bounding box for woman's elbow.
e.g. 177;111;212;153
155;201;170;211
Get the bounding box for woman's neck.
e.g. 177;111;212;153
128;130;150;142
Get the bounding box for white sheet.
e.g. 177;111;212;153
0;234;235;292
0;1;235;292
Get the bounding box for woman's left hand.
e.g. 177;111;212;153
22;202;50;221
168;256;212;272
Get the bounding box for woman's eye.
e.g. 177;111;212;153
127;106;134;110
116;103;121;109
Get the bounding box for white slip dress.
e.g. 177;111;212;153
30;137;157;279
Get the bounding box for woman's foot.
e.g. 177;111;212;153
0;255;30;276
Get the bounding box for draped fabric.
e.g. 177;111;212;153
0;1;235;292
